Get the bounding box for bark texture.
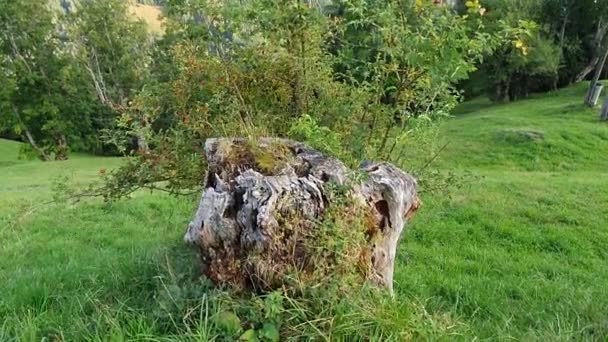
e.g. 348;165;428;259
185;138;420;294
576;19;608;83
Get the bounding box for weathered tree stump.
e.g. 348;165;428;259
185;138;420;294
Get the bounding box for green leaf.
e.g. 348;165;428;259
259;323;280;342
240;329;258;342
215;311;242;335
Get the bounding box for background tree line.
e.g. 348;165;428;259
462;0;608;102
1;0;605;194
0;0;151;160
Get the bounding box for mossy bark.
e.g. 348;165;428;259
185;138;420;294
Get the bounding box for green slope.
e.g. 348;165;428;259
399;82;608;339
445;83;608;172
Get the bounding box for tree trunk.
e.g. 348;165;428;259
558;13;568;50
577;57;600;83
494;82;503;102
24;129;50;161
184;138;420;294
600;96;608;121
55;135;69;160
577;20;608;82
553;14;566;90
11;106;50;161
585;43;608;106
136;135;149;154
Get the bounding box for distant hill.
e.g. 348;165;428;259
129;2;163;34
52;0;164;34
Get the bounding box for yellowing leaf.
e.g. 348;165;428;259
466;0;480;9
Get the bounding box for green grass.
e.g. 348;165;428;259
1;82;608;340
400;83;608;339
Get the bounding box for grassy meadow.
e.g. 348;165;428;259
1;83;608;340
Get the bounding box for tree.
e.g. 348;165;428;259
97;0;504;199
577;0;608;106
541;0;575;88
0;0;98;160
474;0;561;102
67;0;154;152
572;0;608;83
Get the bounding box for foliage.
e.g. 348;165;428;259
67;0;153;108
469;0;561;102
66;0;155;153
2;0;607;159
0;1;100;160
543;0;608;83
465;0;608;102
0;0;155;160
100;0;501;198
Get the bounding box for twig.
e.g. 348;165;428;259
417;140;451;172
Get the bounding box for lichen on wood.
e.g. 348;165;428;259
185;138;420;294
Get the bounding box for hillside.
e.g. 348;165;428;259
51;0;164;34
1;83;607;339
402;82;608;338
129;2;163;34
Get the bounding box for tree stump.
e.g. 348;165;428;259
184;138;420;294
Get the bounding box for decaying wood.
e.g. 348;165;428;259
185;138;420;294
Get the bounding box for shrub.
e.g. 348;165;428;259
101;0;499;198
